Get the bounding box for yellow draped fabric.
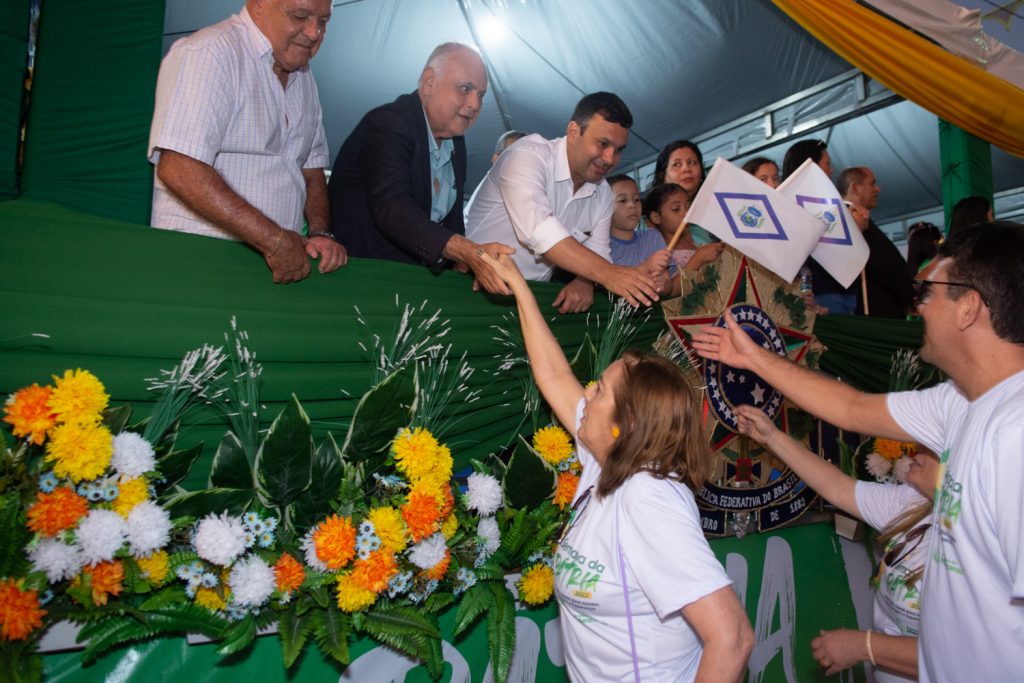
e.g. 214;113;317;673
773;0;1024;158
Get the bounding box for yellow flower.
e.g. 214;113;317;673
112;477;149;517
518;564;554;605
366;507;407;553
45;420;113;482
3;384;57;445
391;427;451;483
136;550;170;585
533;426;573;465
195;587;227;611
48;369;108;425
441;512;458;539
336;572;376;613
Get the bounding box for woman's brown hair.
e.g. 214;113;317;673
596;350;711;497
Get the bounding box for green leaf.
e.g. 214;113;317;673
502;440;555;510
0;492;30;577
0;641;42;683
164;487;254;518
453;582;494;636
278;604;316;668
423;591;454;614
80;617;153;663
102;405;134;435
342;366;416;462
359;605;441;675
256;395;313;509
156;441;204;493
140;585;189;610
312;603;351;665
569;334;596;385
142;604;231;638
292;433;345;531
216;616;257;656
486;582;517;683
210;431;254;490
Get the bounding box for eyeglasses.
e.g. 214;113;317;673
883;522;930;568
912;279;989;308
556;485;593;544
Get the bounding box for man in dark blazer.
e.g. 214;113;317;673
328;43;511;294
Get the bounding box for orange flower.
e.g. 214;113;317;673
437;485;455;519
874;438;915;462
84;560;124;606
27;487;89;536
3;384;57;445
422;549;450;581
274;553;306;594
312;515;357;570
402;488;442;542
554;472;581;509
0;579;46;641
351;550;398;593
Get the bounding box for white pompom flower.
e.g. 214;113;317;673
29;538;84;582
477;516;500;556
110;432;157;478
126;500;172;557
76;509;127;565
300;529;327;572
466;473;503;516
866;452;893;480
228;555;275;607
892;456;914;483
407;533;447;570
194;513;247;566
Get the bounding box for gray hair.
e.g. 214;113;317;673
494;130;527;157
419;42;483;85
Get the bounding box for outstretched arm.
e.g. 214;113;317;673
736;405;859;517
480;253;583;431
691;311;909;439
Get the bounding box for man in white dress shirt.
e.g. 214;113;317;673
149;0;346;284
465;92;663;313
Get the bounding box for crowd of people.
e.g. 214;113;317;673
145;2;1021;681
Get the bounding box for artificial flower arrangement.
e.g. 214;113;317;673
0;307;578;683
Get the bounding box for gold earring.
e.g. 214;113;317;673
611;426;620;439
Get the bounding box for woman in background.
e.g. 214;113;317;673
741;156;781;189
905;221;942;276
948;196;992;239
781;138;833;181
735;403;937;682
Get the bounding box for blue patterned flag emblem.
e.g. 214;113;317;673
714;193;788;241
794;195;853;245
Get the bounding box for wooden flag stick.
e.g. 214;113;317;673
666;218;688;251
860;269;869;316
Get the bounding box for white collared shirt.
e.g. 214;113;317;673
148;8;329;239
464;134;612;282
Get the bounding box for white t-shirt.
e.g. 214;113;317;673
855;481;930;683
554;401;732;682
887;372;1024;683
464;135;612;282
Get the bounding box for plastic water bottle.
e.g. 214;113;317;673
799;266;813;294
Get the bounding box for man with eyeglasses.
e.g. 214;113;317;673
693;221;1024;682
149;0;347;284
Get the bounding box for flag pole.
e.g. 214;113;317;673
666;218;688;251
860;269;869;315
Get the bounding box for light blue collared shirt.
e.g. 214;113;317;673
424;113;456;223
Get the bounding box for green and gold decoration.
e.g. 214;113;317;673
0;308;578;683
663;247;825;537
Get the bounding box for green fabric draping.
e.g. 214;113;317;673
18;0;164;223
773;0;1024;158
0;199;665;491
0;0;30;198
813;314;923;392
939;120;993;234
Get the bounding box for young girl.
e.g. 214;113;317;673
606;175;675;296
645;183;724;275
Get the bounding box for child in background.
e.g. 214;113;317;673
606;175;676;296
645;183;725;275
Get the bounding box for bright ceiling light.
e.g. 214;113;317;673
478;14;508;44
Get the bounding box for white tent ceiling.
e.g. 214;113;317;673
162;0;1024;226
